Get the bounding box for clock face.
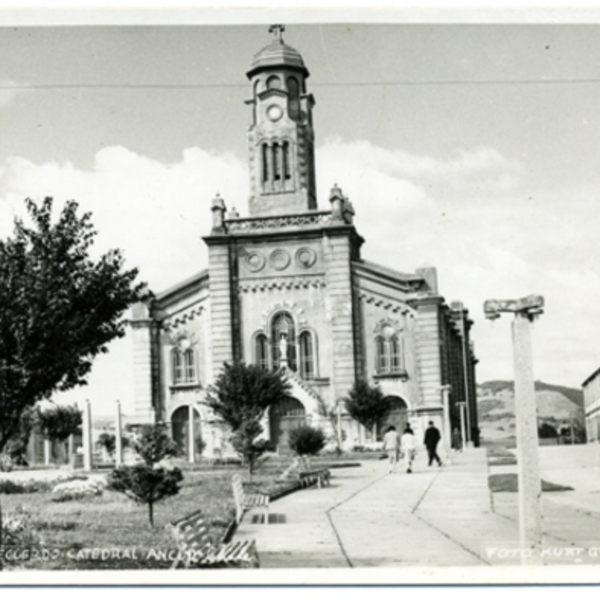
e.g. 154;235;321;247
266;104;283;122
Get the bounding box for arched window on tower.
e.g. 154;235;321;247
272;312;296;371
287;76;300;121
299;331;315;380
262;143;269;183
255;334;269;371
266;75;282;90
272;143;281;181
282;141;291;180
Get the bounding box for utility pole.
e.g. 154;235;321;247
484;295;544;565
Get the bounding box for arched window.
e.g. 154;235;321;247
184;349;196;383
390;335;401;372
255;334;269;371
376;336;387;374
266;75;282;90
272;312;296;371
375;332;402;375
172;348;184;384
172;347;197;384
282;141;291;180
299;331;315;380
272;143;281;180
287;76;300;121
262;143;269;182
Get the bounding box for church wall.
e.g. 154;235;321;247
414;298;444;411
323;231;357;406
356;297;420;408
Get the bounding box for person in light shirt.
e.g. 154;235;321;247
382;425;400;473
401;424;416;473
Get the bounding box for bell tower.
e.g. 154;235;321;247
246;25;317;217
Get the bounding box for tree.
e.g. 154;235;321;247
206;362;293;474
0;197;145;564
107;424;183;526
288;425;326;457
97;432;131;458
230;420;274;476
131;423;180;466
316;396;343;455
343;380;392;435
0;197;145;455
36;404;82;442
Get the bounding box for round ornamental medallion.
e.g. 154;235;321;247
269;249;291;271
296;247;317;269
246;251;266;272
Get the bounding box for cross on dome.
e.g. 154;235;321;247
268;24;285;42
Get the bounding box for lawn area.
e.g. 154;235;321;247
0;464;280;570
488;473;573;493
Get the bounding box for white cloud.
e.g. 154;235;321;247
0;138;596;414
0;146;248;292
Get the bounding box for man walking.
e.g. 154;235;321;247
424;421;443;467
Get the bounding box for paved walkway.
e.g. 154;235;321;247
234;446;600;568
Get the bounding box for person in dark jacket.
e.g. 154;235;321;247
424;421;443;467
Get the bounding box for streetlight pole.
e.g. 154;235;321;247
484;295;544;565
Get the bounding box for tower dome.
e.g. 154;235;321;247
246;33;309;79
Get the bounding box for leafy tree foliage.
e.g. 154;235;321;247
288;425;326;456
36;405;82;442
343;380;392;433
108;464;183;527
107;423;183;526
0;197;145;455
230;420;274;476
316;396;343;455
97;432;131;457
206;362;294;430
131;423;180;466
206;362;292;475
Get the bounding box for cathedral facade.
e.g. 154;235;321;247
130;31;479;457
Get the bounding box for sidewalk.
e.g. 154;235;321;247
233;447;600;568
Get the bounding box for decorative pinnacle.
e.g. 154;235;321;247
269;24;285;42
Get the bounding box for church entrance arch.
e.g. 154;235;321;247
171;405;201;455
269;397;306;454
377;396;409;441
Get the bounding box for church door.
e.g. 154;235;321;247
171;406;201;456
377;396;409;441
269;397;306;454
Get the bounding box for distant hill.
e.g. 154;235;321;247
478;380;584;444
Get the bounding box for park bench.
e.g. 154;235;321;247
231;473;270;525
298;457;331;489
169;509;259;569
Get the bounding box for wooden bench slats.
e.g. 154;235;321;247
232;473;270;524
169;512;259;569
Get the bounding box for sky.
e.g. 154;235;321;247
1;11;600;416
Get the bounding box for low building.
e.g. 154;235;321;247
582;368;600;442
